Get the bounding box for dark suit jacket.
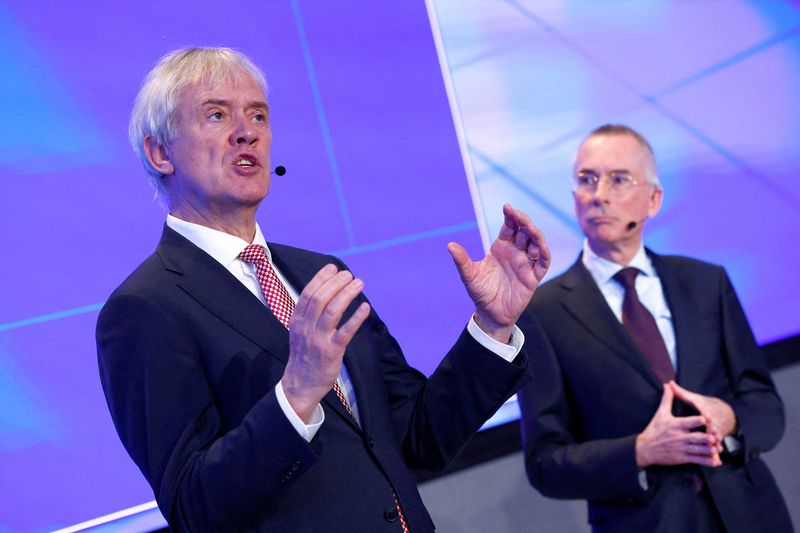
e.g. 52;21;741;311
97;226;528;532
518;251;792;533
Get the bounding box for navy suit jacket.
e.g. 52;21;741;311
97;226;528;532
518;251;792;533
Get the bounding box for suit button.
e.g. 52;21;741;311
368;438;375;448
384;507;398;523
681;477;693;488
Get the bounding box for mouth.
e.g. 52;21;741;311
587;215;616;225
233;153;260;168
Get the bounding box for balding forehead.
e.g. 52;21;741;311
574;132;660;185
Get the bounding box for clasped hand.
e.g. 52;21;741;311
636;381;737;469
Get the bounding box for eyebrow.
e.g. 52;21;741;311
577;168;632;175
200;99;269;111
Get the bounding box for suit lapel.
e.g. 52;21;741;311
158;226;291;362
559;257;663;391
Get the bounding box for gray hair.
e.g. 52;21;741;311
129;47;268;201
580;124;660;186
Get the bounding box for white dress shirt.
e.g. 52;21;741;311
167;215;524;442
581;241;677;369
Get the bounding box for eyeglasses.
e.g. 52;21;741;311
572;171;640;195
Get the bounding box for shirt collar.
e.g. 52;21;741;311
582;240;655;286
166;214;271;268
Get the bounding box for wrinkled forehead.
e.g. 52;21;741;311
175;68;267;112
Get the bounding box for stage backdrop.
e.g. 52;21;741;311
0;0;798;531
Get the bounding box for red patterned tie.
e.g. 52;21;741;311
238;245;410;531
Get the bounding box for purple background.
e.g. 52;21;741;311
1;1;481;531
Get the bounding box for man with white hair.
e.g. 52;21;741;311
518;124;791;532
97;47;551;532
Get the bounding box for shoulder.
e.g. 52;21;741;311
268;242;351;272
529;261;583;310
650;252;727;281
268;242;336;263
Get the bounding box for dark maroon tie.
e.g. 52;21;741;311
613;267;675;383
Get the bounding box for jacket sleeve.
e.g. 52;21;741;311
518;311;647;501
717;267;785;458
330;256;531;474
97;292;320;532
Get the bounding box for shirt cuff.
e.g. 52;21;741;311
638;470;649;490
466;315;524;362
275;381;325;442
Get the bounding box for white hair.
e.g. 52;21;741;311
129;47;268;201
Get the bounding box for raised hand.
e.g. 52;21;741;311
669;381;737;444
281;264;371;422
636;382;722;469
447;204;551;343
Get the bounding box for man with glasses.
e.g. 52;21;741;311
517;124;791;532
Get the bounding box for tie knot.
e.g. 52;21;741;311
613;267;641;290
239;244;268;265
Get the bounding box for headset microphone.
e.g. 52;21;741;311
626;218;648;231
271;165;286;176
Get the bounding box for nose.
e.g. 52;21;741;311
591;177;612;204
229;116;258;146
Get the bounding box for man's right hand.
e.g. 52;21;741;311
635;381;723;469
281;263;371;423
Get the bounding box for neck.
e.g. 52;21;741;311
588;237;641;266
169;204;258;242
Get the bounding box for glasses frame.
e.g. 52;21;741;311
571;171;644;196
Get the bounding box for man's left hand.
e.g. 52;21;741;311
448;204;550;343
669;381;737;447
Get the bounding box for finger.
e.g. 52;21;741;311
528;238;551;280
447;242;474;283
673;415;708;431
707;423;724;446
317;277;365;331
514;225;529;250
295;263;339;317
498;204;519;242
689;432;717;446
685;454;723;468
685;443;716;457
514;214;551;275
331;302;371;347
304;270;356;325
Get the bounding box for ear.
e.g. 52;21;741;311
143;134;175;176
647;185;663;218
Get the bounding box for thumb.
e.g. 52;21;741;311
669;381;694;404
447;242;474;281
657;383;674;414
